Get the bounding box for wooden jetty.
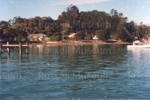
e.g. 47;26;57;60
0;41;29;59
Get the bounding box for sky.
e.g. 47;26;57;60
0;0;150;25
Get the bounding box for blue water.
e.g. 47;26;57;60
0;44;150;99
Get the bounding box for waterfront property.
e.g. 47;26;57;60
27;33;45;41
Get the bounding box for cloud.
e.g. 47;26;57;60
54;0;110;5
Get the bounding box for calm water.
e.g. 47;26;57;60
0;44;150;99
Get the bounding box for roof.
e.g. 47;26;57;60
27;33;44;39
93;35;98;40
68;33;76;39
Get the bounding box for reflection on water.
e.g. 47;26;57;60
0;44;150;99
127;48;150;78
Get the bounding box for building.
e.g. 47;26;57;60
27;33;46;41
68;33;76;39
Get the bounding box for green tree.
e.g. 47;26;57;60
0;28;3;38
137;24;149;39
96;30;108;41
58;5;79;30
15;29;28;41
3;28;16;41
0;21;10;29
116;18;126;40
50;32;61;41
3;28;27;41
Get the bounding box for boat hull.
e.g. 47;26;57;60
127;45;150;48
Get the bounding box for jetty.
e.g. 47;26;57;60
0;40;29;59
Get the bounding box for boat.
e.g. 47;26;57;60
127;40;150;48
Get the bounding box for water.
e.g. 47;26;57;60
0;44;150;99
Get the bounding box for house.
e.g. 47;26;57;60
68;33;77;39
93;35;98;40
27;33;46;41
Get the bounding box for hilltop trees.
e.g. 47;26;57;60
0;21;10;29
0;5;149;42
58;5;79;23
2;28;27;41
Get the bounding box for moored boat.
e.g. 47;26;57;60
127;45;150;48
127;40;150;48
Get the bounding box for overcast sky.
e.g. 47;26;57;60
0;0;150;25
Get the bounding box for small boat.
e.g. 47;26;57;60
127;40;150;48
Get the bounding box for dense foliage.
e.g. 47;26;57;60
0;5;149;41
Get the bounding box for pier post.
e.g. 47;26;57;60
19;41;22;55
26;42;29;54
7;41;10;57
19;41;22;60
26;41;29;59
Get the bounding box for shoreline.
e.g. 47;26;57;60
1;41;132;46
29;41;132;46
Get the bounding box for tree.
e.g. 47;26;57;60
114;10;118;16
85;34;92;40
0;21;10;29
137;24;149;39
58;5;79;29
0;28;3;38
110;9;115;16
3;28;28;41
0;5;149;42
50;32;61;41
75;30;85;40
118;13;123;18
3;28;16;41
67;4;79;18
15;29;28;41
116;18;126;40
96;30;108;41
13;17;24;24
